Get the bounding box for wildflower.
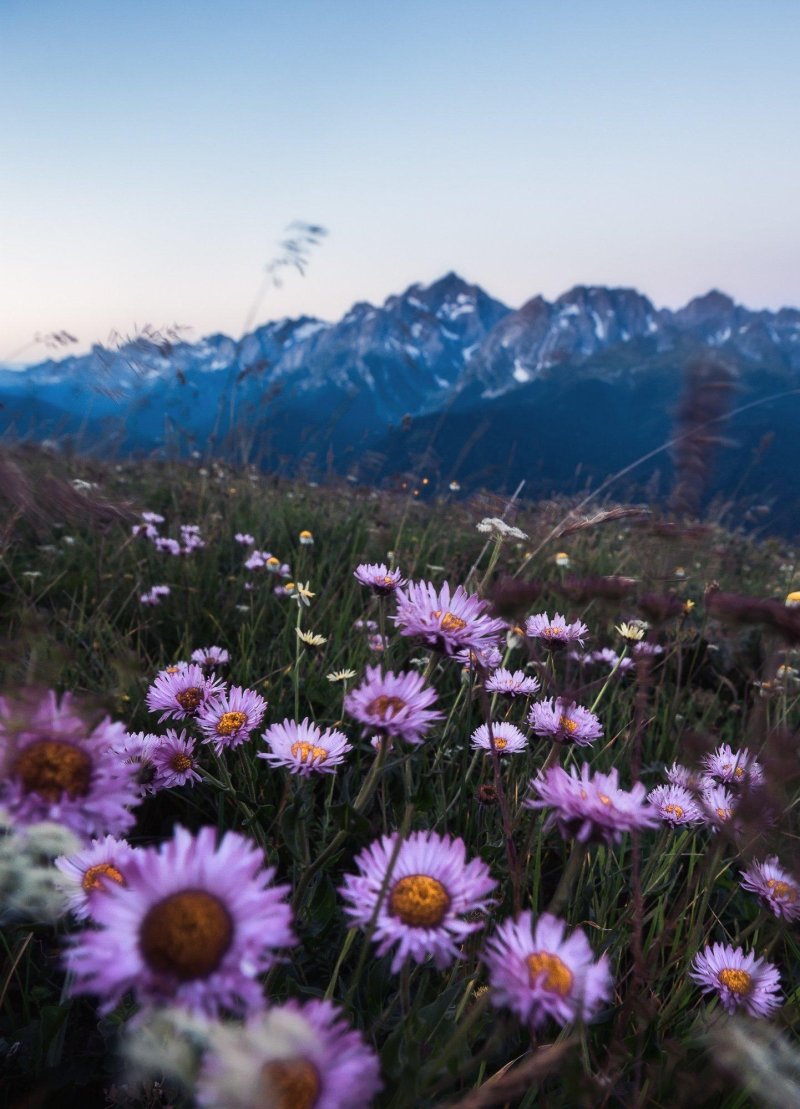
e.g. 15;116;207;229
449;480;461;492
590;647;634;672
195;1000;382;1109
633;641;663;658
353;563;406;595
615;621;647;642
285;581;315;606
151;729;202;788
191;646;230;668
740;857;800;921
141;511;165;525
353;619;378;633
525;612;589;650
344;666;443;746
327;669;357;683
55;834;138;919
485;668;540;697
196;688;267;754
527;698;603;747
527;764;659;844
683;599;696;614
296;628;327;648
367;633;388;652
132;523;159;539
702;744;764;789
259;718;352;777
471;722;528;755
646;784;704;826
140;585;171;605
554;552;571;568
0;813;81;924
154;537;182;556
700;784;739;830
665;762;706;792
244;551;266;571
298;530;314;546
476;517;528;540
785;591;800;608
145;664;226;724
339;829;496;972
483;912;611;1029
456;645;504;672
690;943;781;1018
64;826;295;1017
265;556;281;572
393;580;506;655
234;533;255;546
0;690;140;842
108;731;160;795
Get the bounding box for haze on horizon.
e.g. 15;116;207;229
2;0;799;361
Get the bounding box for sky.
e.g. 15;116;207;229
2;0;799;361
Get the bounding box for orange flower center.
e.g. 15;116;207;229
490;737;508;750
82;862;125;892
718;967;752;995
138;890;233;981
291;742;328;765
170;753;193;772
767;878;797;902
389;874;450;927
367;695;406;719
216;710;248;736
12;740;92;801
598;794;612;806
716;807;732;821
260;1059;320;1109
542;626;565;639
176;687;204;712
558;716;578;734
431;610;467;633
664;803;684;819
527;951;574;995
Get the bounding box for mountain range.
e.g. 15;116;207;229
2;273;800;528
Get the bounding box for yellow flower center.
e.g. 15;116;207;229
733;766;745;779
82;862;125;892
598;793;612;806
718;967;752;995
664;803;684;819
767;878;797;902
389;874;451;927
291;742;328;764
716;807;732;821
526;951;574;995
367;694;406;719
260;1059;320;1109
12;740;92;802
176;687;204;712
542;626;565;639
490;737;508;750
558;716;578;734
170;754;193;772
138;890;233;981
216;710;248;736
431;610;467;633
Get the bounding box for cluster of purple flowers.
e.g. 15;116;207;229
132;512;206;557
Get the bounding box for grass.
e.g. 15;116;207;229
1;449;799;1108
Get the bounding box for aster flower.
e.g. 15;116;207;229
527;763;659;844
700;784;739;830
633;641;663;658
485;668;540;697
393;580;506;655
525;612;589;650
154;537;182;556
483;911;611;1029
340;829;496;972
455;645;504;673
196;687;267;754
646;784;704;826
259;718;352;777
354;562;406;595
0;690;140;842
64;826;295;1017
344;666;444;746
690;943;782;1018
234;533;255;546
665;762;707;792
195;1000;382;1109
145;664;226;724
108;731;160;795
244;550;266;571
55;834;139;919
140;585;171;605
141;511;165;525
527;698;603;747
471;722;528;755
740;857;800;921
702;743;764;789
151;729;202;789
191;646;230;668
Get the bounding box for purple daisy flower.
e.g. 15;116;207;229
234;532;255;546
455;645;504;673
108;730;160;795
151;729;202;789
145;664;226;723
259;718;352;777
471;722;528;755
690;942;781;1018
527;763;659;844
64;826;295;1017
0;690;140;842
196;687;268;754
154;537;182;556
646;784;704;826
344;666;444;746
55;834;139;919
527;698;603;747
340;829;496;972
702;743;764;789
484;668;540;697
525;612;589;650
196;999;382;1109
483;911;612;1029
191;646;231;668
740;857;800;921
700;784;739;830
353;562;406;595
393;580;506;655
665;762;707;793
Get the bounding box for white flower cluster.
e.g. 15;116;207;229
0;808;80;924
475;517;528;540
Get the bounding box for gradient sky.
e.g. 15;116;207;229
3;0;799;360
